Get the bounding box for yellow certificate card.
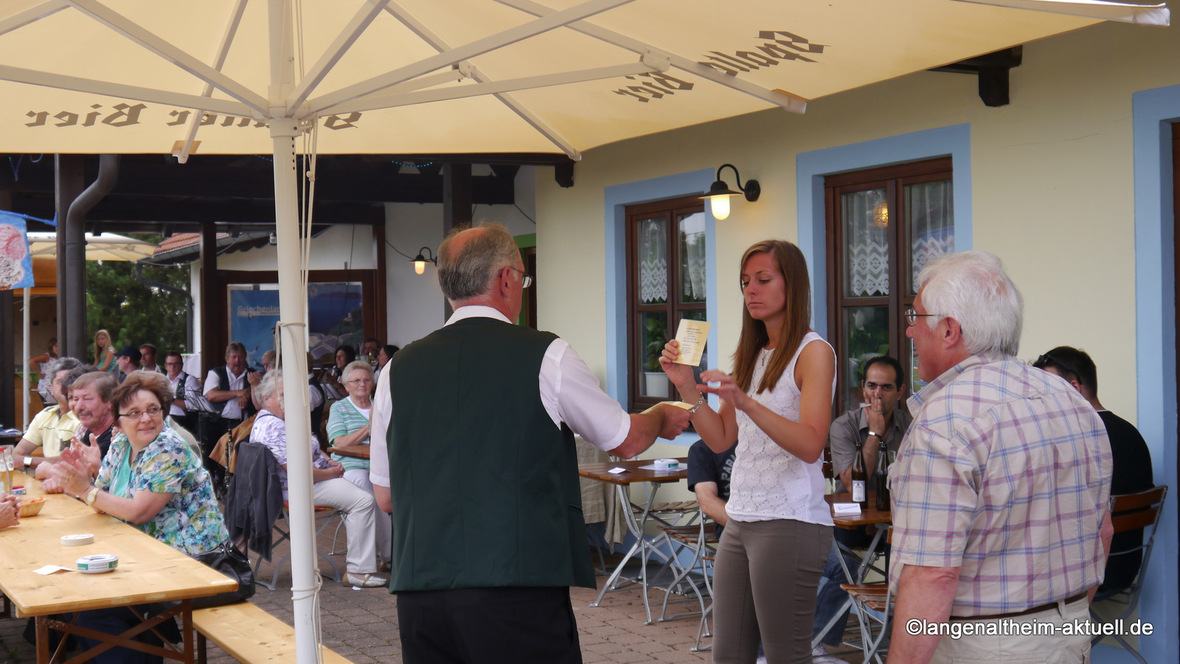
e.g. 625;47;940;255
641;401;694;415
674;319;710;366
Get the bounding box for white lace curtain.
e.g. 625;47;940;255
843;189;889;297
843;181;954;297
679;212;706;302
908;181;954;284
638;217;667;304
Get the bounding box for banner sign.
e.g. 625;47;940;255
0;211;35;292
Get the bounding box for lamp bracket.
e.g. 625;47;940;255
716;163;760;202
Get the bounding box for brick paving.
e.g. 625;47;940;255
0;531;865;663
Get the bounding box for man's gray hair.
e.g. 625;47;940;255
48;356;83;378
436;223;520;302
257;369;282;403
916;250;1023;358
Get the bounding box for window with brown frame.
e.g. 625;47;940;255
825;157;954;412
625;195;707;412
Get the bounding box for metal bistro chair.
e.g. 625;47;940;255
838;527;894;664
654;512;719;627
1090;484;1168;664
233;442;343;590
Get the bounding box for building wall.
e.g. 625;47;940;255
534;19;1180;661
383;165;539;347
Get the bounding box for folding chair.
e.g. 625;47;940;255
654;514;719;625
231;441;343;591
1090;484;1168;664
840;582;892;664
258;502;344;590
691;551;716;652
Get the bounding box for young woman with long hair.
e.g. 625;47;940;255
661;239;835;663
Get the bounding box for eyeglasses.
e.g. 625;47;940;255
120;406;163;420
346;377;373;385
903;305;941;326
508;266;533;289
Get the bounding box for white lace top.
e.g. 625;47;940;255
726;331;835;526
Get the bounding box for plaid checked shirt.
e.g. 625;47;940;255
889;355;1112;616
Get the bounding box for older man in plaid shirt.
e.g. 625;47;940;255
887;251;1112;664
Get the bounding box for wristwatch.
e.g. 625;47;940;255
83;485;99;506
22;456;33;471
866;431;880;440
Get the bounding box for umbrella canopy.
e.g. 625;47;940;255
0;0;1164;160
26;231;157;262
0;1;1166;661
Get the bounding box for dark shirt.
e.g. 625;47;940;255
1099;410;1154;592
79;422;115;458
687;439;736;536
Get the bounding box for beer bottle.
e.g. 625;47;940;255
851;439;867;508
874;439;891;511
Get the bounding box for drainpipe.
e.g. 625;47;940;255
134;262;194;352
63;154;118;358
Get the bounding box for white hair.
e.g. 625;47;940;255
916;250;1023;358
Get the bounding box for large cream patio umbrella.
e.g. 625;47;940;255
0;1;1166;660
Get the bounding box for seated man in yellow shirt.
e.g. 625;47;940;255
13;357;83;476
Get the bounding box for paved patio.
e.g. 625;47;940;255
0;531;866;663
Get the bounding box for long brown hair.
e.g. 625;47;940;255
732;240;812;394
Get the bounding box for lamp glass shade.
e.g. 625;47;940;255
413;259;426;275
710;195;732;221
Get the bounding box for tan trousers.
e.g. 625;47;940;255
931;595;1091;663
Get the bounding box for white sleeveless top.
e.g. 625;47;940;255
726;331;835;526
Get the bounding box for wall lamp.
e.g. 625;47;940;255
410;247;437;275
700;163;760;221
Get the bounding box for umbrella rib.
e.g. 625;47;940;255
0;63;253;117
69;0;270;115
345;1;582;158
322;60;662;115
287;0;393;111
0;1;69;38
306;0;636;115
951;0;1169;25
497;0;808;113
176;0;249;164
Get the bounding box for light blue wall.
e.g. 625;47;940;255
1122;82;1180;664
795;124;974;337
604;169;720;445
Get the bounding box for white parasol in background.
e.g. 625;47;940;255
18;231;159;430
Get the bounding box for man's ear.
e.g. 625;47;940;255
942;317;963;349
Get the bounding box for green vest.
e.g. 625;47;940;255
387;316;595;591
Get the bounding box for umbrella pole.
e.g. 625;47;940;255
22;286;29;429
272;117;320;664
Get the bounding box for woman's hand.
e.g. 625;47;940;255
698;369;752;412
658;340;697;393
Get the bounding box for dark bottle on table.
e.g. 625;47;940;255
874;439;891;511
851;439;867;509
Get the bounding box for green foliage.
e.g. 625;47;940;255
643;315;667;372
85;239;190;358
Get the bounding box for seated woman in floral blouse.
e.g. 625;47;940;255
54;370;230;664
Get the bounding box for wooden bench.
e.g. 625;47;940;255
193;602;352;664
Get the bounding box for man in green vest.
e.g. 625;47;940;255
370;223;692;663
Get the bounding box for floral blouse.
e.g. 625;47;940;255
96;424;228;557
